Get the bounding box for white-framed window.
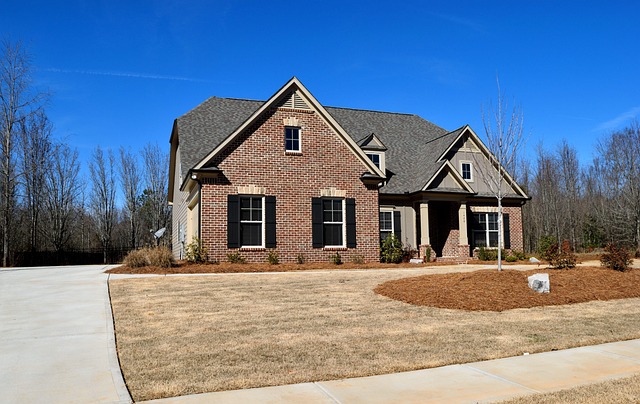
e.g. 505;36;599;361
461;161;473;182
240;195;264;247
380;210;394;241
366;153;380;168
323;198;345;247
472;212;498;248
285;127;301;152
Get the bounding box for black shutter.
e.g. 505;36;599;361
393;211;402;242
312;198;323;248
503;213;511;249
346;198;357;248
265;196;277;248
227;195;240;248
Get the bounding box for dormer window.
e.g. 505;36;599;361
461;161;473;181
366;153;381;169
285;127;301;152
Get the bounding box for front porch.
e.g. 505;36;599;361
418;200;470;260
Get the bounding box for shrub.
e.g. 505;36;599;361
380;233;403;263
352;254;365;264
601;243;633;272
424;246;432;263
511;250;527;261
477;247;508;261
296;253;306;265
123;249;148;268
123;247;174;268
147;246;174;268
185;237;208;263
537;235;558;257
542;240;576;269
227;252;246;264
266;249;279;265
331;252;343;265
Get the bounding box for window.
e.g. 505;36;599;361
227;195;276;249
367;153;380;169
380;210;393;241
240;196;263;247
323;198;344;247
285;127;300;152
461;162;473;181
312;198;356;248
472;212;498;248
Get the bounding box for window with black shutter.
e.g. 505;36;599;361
228;194;276;248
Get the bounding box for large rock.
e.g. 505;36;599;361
528;273;550;293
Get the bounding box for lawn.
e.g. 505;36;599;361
109;265;640;401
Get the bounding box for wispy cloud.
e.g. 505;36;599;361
40;67;214;83
429;12;485;34
594;106;640;132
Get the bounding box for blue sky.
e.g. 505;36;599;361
3;0;640;171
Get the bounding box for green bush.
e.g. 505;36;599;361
537;235;558;257
477;247;507;261
185;237;208;263
511;250;527;261
227;252;246;264
266;249;279;265
505;255;518;263
601;243;633;272
424;246;432;263
331;252;343;265
380;233;403;263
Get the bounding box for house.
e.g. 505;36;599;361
168;77;528;263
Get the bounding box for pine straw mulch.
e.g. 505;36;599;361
105;261;463;274
374;266;640;312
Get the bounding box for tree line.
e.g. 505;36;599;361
520;122;640;256
1;40;170;266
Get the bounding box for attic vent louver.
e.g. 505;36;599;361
282;91;310;110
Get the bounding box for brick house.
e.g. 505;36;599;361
168;77;528;263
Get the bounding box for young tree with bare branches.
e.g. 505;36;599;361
89;146;117;263
119;146;141;249
476;80;525;270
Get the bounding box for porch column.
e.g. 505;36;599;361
420;202;430;246
458;201;468;246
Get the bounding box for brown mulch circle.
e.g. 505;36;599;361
374;266;640;312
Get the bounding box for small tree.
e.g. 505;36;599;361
475;78;525;271
601;243;633;272
380;233;403;263
89;146;117;264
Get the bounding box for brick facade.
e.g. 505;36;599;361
199;107;380;263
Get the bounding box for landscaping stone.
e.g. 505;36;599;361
528;273;550;293
410;258;423;264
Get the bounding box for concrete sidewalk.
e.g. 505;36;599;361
0;265;131;403
143;339;640;403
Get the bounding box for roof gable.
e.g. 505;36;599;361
423;161;475;193
358;133;387;151
193;77;384;178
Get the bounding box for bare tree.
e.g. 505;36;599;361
140;143;170;246
477;79;525;270
89;146;117;263
44;143;81;253
118;146;141;249
19;110;53;252
0;39;45;266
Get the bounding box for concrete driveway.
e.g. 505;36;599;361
0;265;131;403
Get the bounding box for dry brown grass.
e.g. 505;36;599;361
109;269;640;401
500;373;640;403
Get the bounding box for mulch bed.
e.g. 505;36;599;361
105;261;456;274
374;266;640;311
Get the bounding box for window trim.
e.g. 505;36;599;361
379;208;394;241
285;126;301;153
472;212;499;248
239;195;265;248
460;161;473;182
323;198;346;248
366;151;385;172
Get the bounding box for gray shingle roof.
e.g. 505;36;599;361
175;97;461;194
